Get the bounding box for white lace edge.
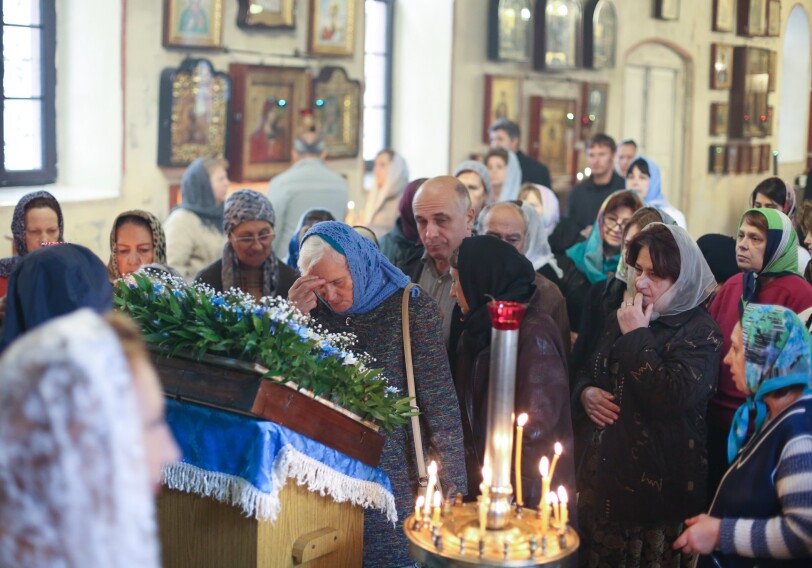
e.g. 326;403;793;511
162;444;397;524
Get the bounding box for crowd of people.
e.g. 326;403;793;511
1;121;811;568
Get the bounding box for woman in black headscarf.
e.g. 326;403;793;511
449;235;575;509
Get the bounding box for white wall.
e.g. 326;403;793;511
778;5;811;164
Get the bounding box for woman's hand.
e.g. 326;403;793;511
287;275;325;314
617;292;653;334
672;514;721;555
580;387;620;427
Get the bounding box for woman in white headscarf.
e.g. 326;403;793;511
572;223;723;567
521;201;561;284
519;182;560;239
0;309;179;568
358;148;409;239
486;147;522;201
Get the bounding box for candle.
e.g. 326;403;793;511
423;460;438;516
415;495;424;523
514;413;528;506
548;442;563;484
539;457;550;508
432;490;442;526
548;491;560;527
557;486;568;528
481;464;491;499
479;495;488;536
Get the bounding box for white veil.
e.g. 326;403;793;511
0;309;160;568
498;150;523;201
521;202;558;274
639;223;716;320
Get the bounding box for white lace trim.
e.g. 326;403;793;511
162;444;397;523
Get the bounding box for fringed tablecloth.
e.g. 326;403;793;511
163;399;397;524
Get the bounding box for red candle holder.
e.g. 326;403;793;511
488;301;526;331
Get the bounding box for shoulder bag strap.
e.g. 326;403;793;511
402;283;428;485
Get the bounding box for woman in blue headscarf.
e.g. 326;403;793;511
164;157;230;281
626;156;688;228
288;221;467;568
674;303;812;565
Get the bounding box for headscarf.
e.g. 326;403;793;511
455;235;536;352
286;208;335;269
739;208;800;309
629;155;672;209
359;151;409;231
727;304;812;463
697;234;741;284
398;177;427;243
0;190;64;278
221;189;279;297
0;244;113;353
107;210;167;280
178;157;225;232
751;177;798;218
0;309;160;568
616;206;677;284
634;223;717;320
301;221;410;315
453;160;493;203
521;202;558;275
538;184;561;238
498;150;523;201
565;190;643;284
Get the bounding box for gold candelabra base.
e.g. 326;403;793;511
404;502;578;567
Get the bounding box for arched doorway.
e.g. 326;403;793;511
622;41;690;213
778;5;810;167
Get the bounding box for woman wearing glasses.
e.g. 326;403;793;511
555;190;643;334
195;189;297;301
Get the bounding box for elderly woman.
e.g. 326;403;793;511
573;223;722;567
358;149;409;239
625;156;688;228
450;235;574;509
0;190;64;298
288;221;466;568
378;178;426;266
674;304;812;565
453;161;492;220
195;189;297;301
0;308;179;567
708;208;812;496
0;244;112;353
164;157;230;280
557;190;643;332
108;210;167;280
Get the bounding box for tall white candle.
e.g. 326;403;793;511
423;460;438;516
514;413;528;506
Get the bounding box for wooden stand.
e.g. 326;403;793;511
158;484;363;568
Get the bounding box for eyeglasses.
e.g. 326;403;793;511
232;231;273;246
603;217;628;232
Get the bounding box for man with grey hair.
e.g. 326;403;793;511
403;176;475;342
266;130;348;259
478;201;571;354
453;160;492;221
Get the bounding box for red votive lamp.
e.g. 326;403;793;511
488;301;526;331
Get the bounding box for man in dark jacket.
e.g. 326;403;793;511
566;133;626;233
489;119;552;188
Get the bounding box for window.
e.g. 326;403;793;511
1;0;56;186
363;0;393;167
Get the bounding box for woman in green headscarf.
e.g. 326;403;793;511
708;208;812;497
674;303;812;565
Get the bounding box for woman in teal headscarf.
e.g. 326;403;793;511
674;303;812;565
556;190;643;331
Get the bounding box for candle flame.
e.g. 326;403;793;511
428;460;437;475
557;486;568;503
547;491;558;505
482;466;492;485
539;456;549;478
433;490;442;507
517;413;528;427
416;495;425;508
554;442;563;456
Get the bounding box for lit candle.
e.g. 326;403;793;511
423;460;438;516
481;464;492;499
414;495;424;523
539;457;550;508
514;413;528;507
548;491;560;527
548;442;563;484
432;490;442;526
557;486;568;528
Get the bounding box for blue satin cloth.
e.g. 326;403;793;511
166;399;394;496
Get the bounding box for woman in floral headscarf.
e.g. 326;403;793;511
108;210;167;280
674;304;812;566
288;221;466;568
750;176;810;269
708;208;812;497
195;189;298;301
0;191;64;298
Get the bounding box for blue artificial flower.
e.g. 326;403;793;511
173;290;184;299
212;296;226;307
254;307;266;319
215;309;222;321
153;283;164;294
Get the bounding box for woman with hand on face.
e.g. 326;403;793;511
287;221;467;568
164;157;230;281
573;223;722;567
194;189;298;301
708;208;812;497
674;304;812;566
626;156;688;229
108;210;167;280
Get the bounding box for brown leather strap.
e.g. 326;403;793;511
402;283;428;485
